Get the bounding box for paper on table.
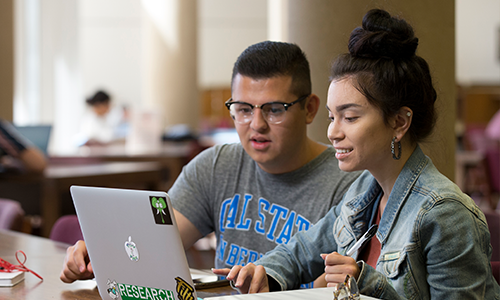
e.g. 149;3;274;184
0;271;25;287
190;268;218;280
203;287;380;300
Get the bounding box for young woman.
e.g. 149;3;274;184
214;9;499;299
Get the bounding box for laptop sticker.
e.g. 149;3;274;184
175;277;195;300
106;279;178;300
150;196;173;225
107;279;120;299
124;236;140;262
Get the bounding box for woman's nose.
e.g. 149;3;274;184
327;121;342;143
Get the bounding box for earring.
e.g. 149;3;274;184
407;112;411;117
391;137;401;160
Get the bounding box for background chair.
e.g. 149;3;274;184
49;215;83;245
485;210;500;262
461;124;500;209
485;210;500;284
0;198;25;231
492;261;500;284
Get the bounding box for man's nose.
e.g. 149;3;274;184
250;108;269;131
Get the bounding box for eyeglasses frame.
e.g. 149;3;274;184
224;94;310;124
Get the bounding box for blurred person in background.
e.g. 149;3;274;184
75;90;129;146
0;119;46;173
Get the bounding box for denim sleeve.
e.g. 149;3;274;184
356;262;403;299
356;199;493;300
420;200;491;299
254;205;342;290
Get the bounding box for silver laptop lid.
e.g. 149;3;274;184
70;185;197;300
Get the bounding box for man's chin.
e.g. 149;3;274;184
247;150;274;166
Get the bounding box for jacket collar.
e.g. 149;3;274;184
377;145;428;242
344;145;428;242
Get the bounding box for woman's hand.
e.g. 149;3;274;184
321;252;360;287
212;263;269;294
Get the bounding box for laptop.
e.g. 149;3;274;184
70;185;198;300
14;125;52;155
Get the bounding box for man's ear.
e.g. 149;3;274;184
305;94;320;124
392;106;412;141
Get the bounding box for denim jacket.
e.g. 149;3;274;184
256;146;499;299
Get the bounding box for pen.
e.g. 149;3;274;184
345;224;378;257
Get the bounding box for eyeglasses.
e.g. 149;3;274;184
224;94;309;125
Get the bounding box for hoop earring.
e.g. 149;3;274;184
391;137;401;160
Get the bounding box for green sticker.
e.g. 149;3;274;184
149;196;173;225
151;197;167;223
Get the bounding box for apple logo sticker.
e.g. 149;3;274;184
124;236;139;262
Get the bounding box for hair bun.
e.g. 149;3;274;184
348;9;418;60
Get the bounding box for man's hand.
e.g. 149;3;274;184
212;263;269;294
60;240;94;283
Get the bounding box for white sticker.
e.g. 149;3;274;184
124;236;140;262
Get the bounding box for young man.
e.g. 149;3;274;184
60;41;360;287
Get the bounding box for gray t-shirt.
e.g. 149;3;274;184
169;143;360;270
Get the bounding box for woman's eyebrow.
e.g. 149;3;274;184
336;103;362;112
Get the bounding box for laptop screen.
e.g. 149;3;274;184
14;125;52;155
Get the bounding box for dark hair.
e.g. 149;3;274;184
231;41;311;99
330;9;437;143
86;90;110;106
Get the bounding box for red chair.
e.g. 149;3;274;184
0;198;25;231
491;261;500;284
49;215;83;245
485;210;500;261
463;124;499;209
485;210;500;284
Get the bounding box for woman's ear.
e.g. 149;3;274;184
305;94;320;124
392;106;412;141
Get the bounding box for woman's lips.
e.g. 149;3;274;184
335;148;352;159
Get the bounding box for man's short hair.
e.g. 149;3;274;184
231;41;311;98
